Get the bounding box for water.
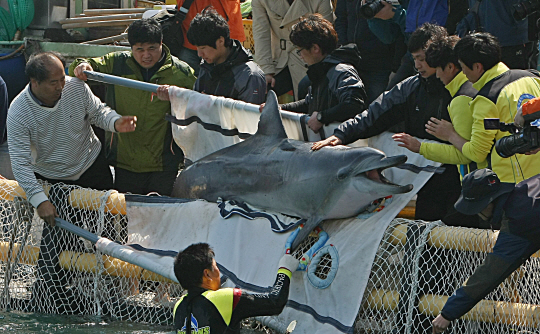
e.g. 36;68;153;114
0;311;266;333
0;312;173;333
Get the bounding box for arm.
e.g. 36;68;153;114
6;111;56;224
237;70;268;105
252;0;275;76
68;52;116;78
334;75;418;144
229;254;298;323
318;64;367;124
419;141;473;165
83;81;122;132
367;5;406;44
461;97;500;163
281;99;309;114
334;0;349;46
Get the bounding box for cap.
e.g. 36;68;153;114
454;169;515;215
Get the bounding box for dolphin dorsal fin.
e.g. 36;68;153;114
255;90;288;138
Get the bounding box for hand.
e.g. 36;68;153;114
265;74;276;88
114;116;137;132
74;62;93;81
37;200;58;226
425;118;456;142
156;85;170;101
432;314;451;334
374;1;395;20
392;133;421;153
259;103;265;113
311;135;342;151
278;254;300;273
308;112;323;133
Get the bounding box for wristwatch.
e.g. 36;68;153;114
316;112;323;122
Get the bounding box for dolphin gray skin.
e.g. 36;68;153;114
172;91;413;250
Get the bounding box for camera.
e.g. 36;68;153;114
483;97;540;158
359;0;400;19
484;119;540;158
513;0;540;20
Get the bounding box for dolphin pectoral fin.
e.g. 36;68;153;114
290;216;322;252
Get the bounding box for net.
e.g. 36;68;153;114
0;8;16;41
7;0;34;31
1;179;540;333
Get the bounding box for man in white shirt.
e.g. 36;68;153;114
7;52;136;226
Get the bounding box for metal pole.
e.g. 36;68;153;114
84;70;159;93
55;218;99;244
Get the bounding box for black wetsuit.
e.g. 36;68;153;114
173;269;291;333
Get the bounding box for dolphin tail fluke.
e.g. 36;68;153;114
290;216;323;252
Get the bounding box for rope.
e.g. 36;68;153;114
0;44;24;60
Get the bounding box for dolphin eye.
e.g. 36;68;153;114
337;166;350;180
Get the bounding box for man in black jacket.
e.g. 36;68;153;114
187;8;266;104
279;14;367;133
313;23;461;222
173;243;299;333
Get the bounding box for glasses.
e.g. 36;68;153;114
295;48;305;56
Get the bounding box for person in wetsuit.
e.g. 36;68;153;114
173;242;299;333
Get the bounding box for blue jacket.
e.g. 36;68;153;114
403;0;448;33
472;0;528;46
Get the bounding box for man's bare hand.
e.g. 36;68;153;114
37;200;58;226
115;116;137;132
308;112;323;133
156;85;170;101
425;118;456;142
432;314;451;334
374;1;395;20
73;62;93;81
265;74;276;88
259;103;265;113
392;133;421;153
312;135;342;151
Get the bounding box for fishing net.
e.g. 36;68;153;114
7;0;34;31
2;178;540;333
0;8;16;41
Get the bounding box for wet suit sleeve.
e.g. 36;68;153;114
334;75;418;144
229;269;292;325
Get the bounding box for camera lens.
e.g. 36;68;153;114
359;1;386;19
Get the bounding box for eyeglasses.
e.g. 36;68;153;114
295;48;305;56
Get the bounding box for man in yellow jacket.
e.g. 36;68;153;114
420;32;540;184
392;35;487;227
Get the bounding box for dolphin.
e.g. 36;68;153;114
172;91;413;250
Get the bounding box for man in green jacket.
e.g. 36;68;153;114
70;18;196;196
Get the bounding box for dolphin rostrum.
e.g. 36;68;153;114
172;91;413;250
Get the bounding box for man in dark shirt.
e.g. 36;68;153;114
173;243;298;333
279;14;367;134
187;8;266;104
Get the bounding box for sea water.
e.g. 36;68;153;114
0;311;263;333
